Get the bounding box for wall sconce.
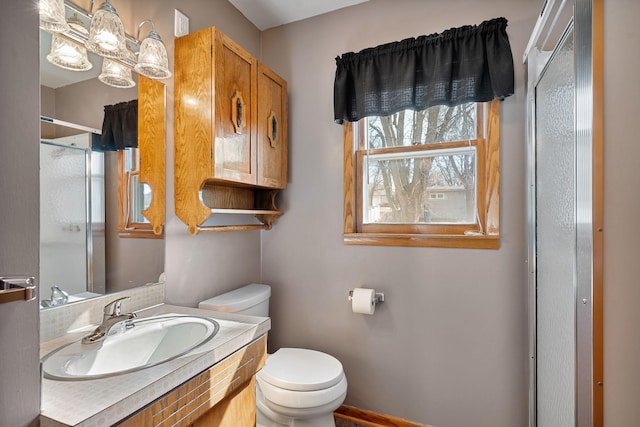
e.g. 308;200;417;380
39;0;70;33
134;20;171;80
46;14;92;71
99;58;135;88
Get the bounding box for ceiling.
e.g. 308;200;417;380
228;0;370;30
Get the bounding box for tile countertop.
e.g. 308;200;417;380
39;304;270;427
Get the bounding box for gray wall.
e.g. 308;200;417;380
603;0;640;425
0;1;41;426
259;1;539;426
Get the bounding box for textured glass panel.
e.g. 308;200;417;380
535;30;576;426
39;142;88;299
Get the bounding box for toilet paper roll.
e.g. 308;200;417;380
351;288;376;315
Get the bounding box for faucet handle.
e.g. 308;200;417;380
51;286;69;305
103;296;130;316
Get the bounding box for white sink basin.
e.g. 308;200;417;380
42;315;219;380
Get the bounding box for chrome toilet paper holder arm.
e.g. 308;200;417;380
348;289;385;304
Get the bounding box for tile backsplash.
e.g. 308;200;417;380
40;283;165;342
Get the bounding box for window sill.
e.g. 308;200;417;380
343;233;500;249
118;229;164;239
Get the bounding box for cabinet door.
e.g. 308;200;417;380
117;335;266;427
213;33;257;185
257;63;288;189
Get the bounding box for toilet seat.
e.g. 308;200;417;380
259;348;344;391
256;348;347;409
257;373;348;409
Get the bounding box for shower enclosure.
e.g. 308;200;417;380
524;0;603;426
39;123;105;303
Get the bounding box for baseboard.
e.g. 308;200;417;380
334;405;430;427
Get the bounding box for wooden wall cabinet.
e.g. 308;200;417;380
174;27;288;234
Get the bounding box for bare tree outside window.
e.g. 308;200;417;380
344;99;500;248
363;103;478;225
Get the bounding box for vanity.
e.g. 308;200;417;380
39;295;269;427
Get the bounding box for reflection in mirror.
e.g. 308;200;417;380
119;147;155;236
125;152;153;225
39;28;165;308
40;122;105;306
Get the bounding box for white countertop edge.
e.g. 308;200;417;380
40;304;270;427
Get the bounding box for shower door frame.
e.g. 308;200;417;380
524;0;603;426
39;140;94;296
39;116;104;297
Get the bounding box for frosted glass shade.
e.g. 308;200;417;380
39;0;70;33
135;36;171;79
47;34;93;71
47;15;92;72
86;2;127;58
99;59;135;88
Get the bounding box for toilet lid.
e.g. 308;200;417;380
258;348;344;391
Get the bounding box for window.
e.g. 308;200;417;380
344;100;500;248
117;147;160;238
335;18;513;248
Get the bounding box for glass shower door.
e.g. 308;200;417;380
535;27;576;426
39;141;89;300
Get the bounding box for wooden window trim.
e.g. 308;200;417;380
343;99;501;249
117;150;163;239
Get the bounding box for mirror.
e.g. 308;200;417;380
39;18;165;307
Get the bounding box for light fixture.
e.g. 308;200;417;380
46;14;93;71
134;20;171;79
99;58;135;88
39;0;70;33
39;0;171;88
85;0;127;58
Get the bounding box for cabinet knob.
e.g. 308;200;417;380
267;111;278;148
231;91;246;134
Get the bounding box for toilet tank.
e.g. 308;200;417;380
198;284;271;316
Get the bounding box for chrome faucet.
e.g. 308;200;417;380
82;296;137;344
41;286;69;308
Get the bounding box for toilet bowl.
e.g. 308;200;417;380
256;348;348;427
198;284;347;427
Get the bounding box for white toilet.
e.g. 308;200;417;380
199;284;348;427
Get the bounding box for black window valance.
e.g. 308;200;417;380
98;99;138;151
334;17;514;124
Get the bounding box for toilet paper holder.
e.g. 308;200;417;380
348;289;385;304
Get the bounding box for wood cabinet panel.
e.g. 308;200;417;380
174;28;214;232
214;33;256;185
117;335;266;427
192;376;256;427
139;76;166;235
257;63;287;189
